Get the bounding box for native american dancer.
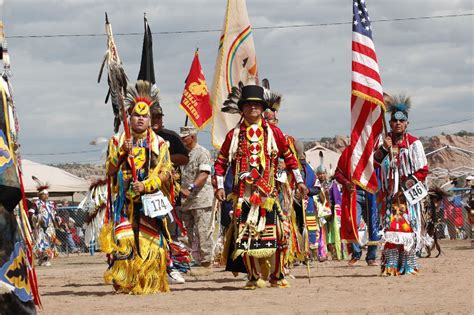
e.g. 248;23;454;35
269;147;304;272
0;22;41;312
312;169;332;262
99;80;174;294
274;159;298;267
262;101;315;269
263;108;303;267
31;181;58;266
78;179;107;254
315;163;343;261
289;141;324;263
374;95;429;276
258;89;306;274
214;84;307;289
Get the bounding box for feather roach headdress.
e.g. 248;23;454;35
125;80;160;116
262;78;281;112
386;94;411;121
32;176;50;195
316;151;327;174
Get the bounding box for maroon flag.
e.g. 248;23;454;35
350;0;384;193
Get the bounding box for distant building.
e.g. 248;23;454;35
305;145;341;176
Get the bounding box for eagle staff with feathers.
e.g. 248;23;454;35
98;13;137;182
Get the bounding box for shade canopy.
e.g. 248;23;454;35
21;159;89;197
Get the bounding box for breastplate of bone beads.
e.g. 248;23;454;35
246;124;264;168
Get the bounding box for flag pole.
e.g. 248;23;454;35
382;112;388;136
100;13;137;181
182;47;200;128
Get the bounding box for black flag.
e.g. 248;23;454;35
137;14;155;84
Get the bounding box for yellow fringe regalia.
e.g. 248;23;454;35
100;128;173;294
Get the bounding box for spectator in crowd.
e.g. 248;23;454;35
57;210;79;254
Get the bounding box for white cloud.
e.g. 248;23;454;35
2;0;473;163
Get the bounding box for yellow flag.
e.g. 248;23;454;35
210;0;258;149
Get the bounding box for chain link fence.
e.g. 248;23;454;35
433;188;471;240
54;206;90;255
33;187;472;261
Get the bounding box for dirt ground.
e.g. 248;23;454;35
36;240;472;315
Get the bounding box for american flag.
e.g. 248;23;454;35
350;0;384;193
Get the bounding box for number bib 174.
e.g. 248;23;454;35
142;190;173;218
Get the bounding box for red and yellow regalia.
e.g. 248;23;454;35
100;81;174;294
214;84;304;288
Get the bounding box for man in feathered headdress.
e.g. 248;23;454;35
291;141;321;262
31;179;58;267
261;92;311;268
214;83;308;289
101;80;174;294
374;94;429;276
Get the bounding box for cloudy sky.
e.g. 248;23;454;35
1;0;472;164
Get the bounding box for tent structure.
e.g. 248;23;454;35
21;159;89;198
305;145;341;176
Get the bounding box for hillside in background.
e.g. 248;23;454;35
52;133;472;182
421;134;473;170
52;163;105;181
304;133;473;173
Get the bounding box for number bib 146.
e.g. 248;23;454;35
403;181;428;205
142;191;173;218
